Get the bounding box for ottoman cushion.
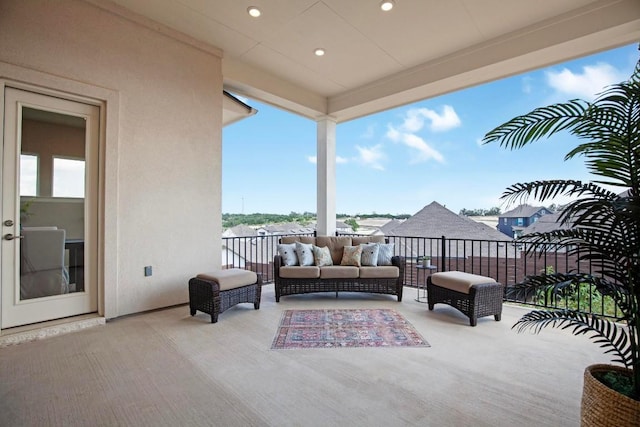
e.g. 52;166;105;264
197;269;257;291
431;271;496;294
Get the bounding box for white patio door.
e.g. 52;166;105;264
1;87;99;329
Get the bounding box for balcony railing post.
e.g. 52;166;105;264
440;235;446;272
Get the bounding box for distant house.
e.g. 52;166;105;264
520;211;568;235
384;201;512;260
336;221;353;234
498;204;553;238
222;225;257;238
379;219;403;236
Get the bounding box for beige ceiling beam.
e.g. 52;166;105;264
328;0;640;122
223;57;327;120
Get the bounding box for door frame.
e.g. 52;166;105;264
0;61;120;329
2;88;99;327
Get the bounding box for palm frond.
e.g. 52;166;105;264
513;310;633;368
482;100;589;149
500;180;588;206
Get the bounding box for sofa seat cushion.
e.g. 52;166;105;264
430;271;496;294
196;269;258;291
279;266;320;279
359;266;399;279
316;236;353;265
319;266;359;279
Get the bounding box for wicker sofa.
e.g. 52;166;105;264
273;235;405;302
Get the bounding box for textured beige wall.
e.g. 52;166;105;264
0;0;223;317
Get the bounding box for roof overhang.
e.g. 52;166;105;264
222;90;257;127
103;0;640;123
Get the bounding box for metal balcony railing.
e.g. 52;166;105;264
222;232;620;318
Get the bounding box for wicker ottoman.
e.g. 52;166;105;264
188;269;262;323
427;271;503;326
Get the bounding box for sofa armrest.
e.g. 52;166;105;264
392;256;405;276
273;255;284;279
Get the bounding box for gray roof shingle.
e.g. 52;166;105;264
500;204;549;218
386;201;511;241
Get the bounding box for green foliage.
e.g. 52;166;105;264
344;218;359;231
223;212;410;228
459;207;502;216
532;279;619;318
595;371;635;399
20;199;33;222
348;213;411;220
222;212;316;228
483;54;640;399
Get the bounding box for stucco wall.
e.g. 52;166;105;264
0;0;223;317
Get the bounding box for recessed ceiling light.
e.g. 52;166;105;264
380;1;394;12
247;6;261;18
314;48;325;57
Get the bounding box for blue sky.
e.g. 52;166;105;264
223;43;639;216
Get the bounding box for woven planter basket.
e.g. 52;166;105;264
581;364;640;427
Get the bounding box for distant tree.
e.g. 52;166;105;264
344;218;359;231
485;207;501;215
222;212;410;228
459;207;501;216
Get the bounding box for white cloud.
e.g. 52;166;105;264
307;156;316;164
354;144;385;170
400;105;461;133
546;62;625;100
386;124;445;163
337;156;348;164
386;125;401;142
360;124;376;139
423;105;461;132
399;133;445;163
522;76;533;94
401;109;426;132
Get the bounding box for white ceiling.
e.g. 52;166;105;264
105;0;640;122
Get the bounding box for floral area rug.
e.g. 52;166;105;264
271;309;430;349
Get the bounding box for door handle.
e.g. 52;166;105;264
4;233;24;241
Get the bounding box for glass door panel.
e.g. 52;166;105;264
19;107;86;300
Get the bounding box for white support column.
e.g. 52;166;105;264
316;117;337;236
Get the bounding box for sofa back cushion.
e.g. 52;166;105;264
316;236;352;265
280;236;317;245
352;235;385;245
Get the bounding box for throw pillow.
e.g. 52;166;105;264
277;243;299;266
312;245;333;266
340;245;363;267
295;242;315;266
377;243;395;266
359;243;379;266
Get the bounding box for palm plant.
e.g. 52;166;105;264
482;55;640;400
